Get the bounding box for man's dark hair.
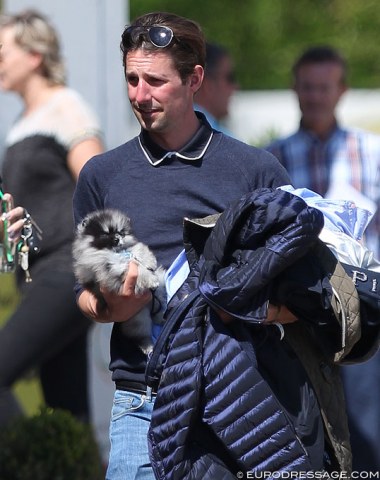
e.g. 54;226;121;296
121;11;206;84
204;42;229;78
292;45;348;84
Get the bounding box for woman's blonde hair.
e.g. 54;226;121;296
0;9;66;85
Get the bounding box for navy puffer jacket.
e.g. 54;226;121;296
147;189;338;479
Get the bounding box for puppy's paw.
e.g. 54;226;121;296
135;269;160;294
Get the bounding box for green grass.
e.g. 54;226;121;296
0;274;44;416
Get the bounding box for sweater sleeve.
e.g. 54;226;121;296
73;156;105;227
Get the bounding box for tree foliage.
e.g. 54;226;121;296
130;0;380;89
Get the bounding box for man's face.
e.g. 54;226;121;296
207;55;237;120
294;62;347;131
125;49;197;137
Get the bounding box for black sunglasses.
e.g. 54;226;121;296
124;25;174;48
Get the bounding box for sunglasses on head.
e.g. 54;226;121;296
124;25;174;48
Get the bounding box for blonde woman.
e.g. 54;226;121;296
0;9;103;427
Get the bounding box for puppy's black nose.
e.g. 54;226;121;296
112;233;121;247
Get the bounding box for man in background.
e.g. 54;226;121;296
266;45;380;472
194;41;238;135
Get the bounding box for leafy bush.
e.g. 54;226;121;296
0;408;104;480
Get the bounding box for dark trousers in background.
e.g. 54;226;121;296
342;350;380;472
0;270;90;426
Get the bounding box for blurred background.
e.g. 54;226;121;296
130;0;380;144
2;0;380;153
1;0;380;465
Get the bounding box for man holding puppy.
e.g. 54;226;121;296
73;11;350;479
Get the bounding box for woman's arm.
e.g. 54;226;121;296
67;137;104;180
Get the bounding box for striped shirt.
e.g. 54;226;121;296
266;124;380;257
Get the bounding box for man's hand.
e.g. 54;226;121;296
77;261;152;323
214;303;298;325
265;303;298;324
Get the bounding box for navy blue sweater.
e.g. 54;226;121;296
73;116;291;385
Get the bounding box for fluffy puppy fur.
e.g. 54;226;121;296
73;209;166;355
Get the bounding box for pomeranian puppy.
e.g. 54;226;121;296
73;209;166;355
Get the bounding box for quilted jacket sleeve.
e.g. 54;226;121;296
198;188;324;322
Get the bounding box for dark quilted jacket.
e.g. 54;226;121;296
147;188;360;479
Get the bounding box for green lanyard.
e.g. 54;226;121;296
0;187;15;264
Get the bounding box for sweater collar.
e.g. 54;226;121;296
138;112;214;166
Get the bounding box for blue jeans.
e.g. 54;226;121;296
106;389;155;480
